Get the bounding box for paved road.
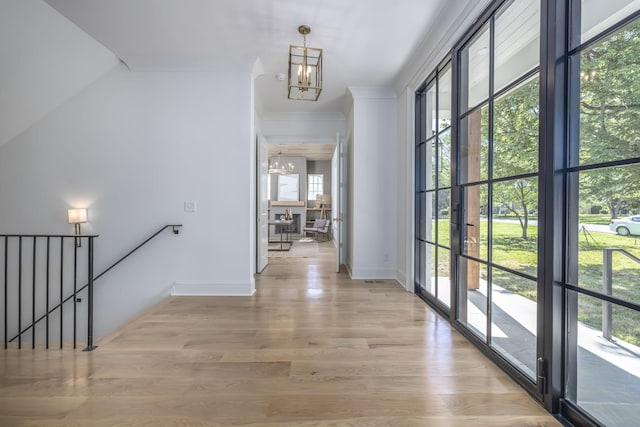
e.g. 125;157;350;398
491;218;616;234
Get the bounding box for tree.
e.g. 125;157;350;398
484;77;540;239
579;19;640;218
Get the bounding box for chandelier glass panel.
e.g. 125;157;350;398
288;25;322;101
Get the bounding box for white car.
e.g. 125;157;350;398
609;215;640;236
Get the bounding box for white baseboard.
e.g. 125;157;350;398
348;267;397;280
396;269;411;291
172;280;256;296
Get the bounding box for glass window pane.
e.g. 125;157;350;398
415;240;425;290
428;137;437;190
428;192;436;243
490;269;537;379
426;83;437;139
494;0;540;93
458;257;488;338
577;165;640;305
492;178;538;278
568;291;640;426
461;25;490;112
577;19;640;167
438;64;452;131
437;129;451;189
416;192;426;241
459;104;489;184
423;242;436;295
493;76;539;179
437;248;451;307
307;174;324;201
437;190;451;248
463;184;489;261
579;0;640;45
416;143;427;192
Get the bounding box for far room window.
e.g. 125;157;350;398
308;174;323;202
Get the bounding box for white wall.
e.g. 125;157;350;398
396;88;412;291
0;0;118;147
345;108;355;273
347;87;398;279
0;63;257;339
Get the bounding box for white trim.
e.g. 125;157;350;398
396;269;408;291
348;267;397;280
397;0;492;92
262;112;345;122
347;86;397;100
405;87;416;294
172;280;256;296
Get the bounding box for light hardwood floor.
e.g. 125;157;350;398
0;241;562;426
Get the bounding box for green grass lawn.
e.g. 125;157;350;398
433;217;640;346
578;214;613;225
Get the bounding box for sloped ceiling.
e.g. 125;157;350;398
0;0;489;149
0;0;118;147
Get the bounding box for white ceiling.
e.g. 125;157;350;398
44;0;453;115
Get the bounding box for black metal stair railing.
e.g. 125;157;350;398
1;224;182;351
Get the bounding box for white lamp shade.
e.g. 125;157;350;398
67;208;88;224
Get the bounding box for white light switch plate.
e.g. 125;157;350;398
184;201;196;213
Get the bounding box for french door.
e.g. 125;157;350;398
453;0;542;390
416;0;640;424
414;61;453;313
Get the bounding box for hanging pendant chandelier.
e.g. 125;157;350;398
288;25;323;101
269;152;294;175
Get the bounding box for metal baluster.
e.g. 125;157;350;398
73;241;77;349
60;237;64;349
18;237;22;349
46;237;50;349
3;237;7;349
32;236;36;349
83;237;96;351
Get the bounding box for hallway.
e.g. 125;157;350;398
0;243;560;426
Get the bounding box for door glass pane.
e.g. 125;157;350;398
438;64;452;131
492;178;538;278
437;248;451;307
576;165;640;304
427;191;436;243
437;129;451;189
424;242;436;295
459;257;488;338
426;83;437;140
576;18;640;167
461;25;490;112
416;144;426;192
428;137;437;190
415;240;425;289
463;184;489;261
437;190;451;248
567;291;640;427
578;0;640;45
459;105;489;184
494;0;540;93
490;268;537;379
416;192;426;241
493;76;539;179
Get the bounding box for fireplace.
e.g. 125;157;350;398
274;213;301;234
